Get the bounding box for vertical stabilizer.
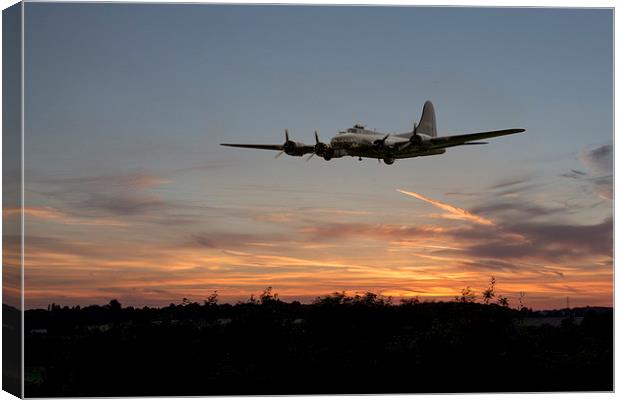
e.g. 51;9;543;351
417;100;437;137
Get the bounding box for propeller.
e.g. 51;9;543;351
276;129;298;158
398;121;421;151
314;131;330;156
411;121;422;144
313;130;334;160
373;134;390;149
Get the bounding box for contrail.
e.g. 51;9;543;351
396;189;494;226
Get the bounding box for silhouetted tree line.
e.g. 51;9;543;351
23;285;612;396
3;304;21;397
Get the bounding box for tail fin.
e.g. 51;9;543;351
417;100;437;137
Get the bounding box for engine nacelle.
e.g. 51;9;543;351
283;141;307;156
410;133;432;146
314;142;333;159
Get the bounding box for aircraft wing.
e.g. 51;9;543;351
220;143;315;155
221;143;284;151
429;128;525;148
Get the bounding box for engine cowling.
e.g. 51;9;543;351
314;142;331;157
373;134;391;150
322;147;335;160
283;141;306;156
313;131;334;160
410;133;432;146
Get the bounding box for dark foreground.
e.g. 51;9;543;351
24;293;612;396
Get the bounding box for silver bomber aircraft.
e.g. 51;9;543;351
221;101;525;165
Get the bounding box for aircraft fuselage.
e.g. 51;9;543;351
329;129;445;162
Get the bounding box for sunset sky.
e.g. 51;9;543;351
16;4;612;310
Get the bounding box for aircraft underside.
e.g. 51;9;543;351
333;145;446;163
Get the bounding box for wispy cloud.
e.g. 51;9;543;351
562;144;613;200
580;144;612;175
396;189;494;226
470;201;563;219
37;169;171;190
488;176;531;190
560;169;587;179
28;169;218;225
81;193;165;216
5;206;126;226
591;175;613;200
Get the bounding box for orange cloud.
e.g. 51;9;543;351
5;206;63;220
397;189;494;226
22;236;612;310
18;190;611;310
5;206;126;226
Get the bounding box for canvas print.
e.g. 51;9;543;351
2;2;613;397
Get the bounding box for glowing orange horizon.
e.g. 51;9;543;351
16;183;612;311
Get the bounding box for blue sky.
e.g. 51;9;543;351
20;4;613;309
